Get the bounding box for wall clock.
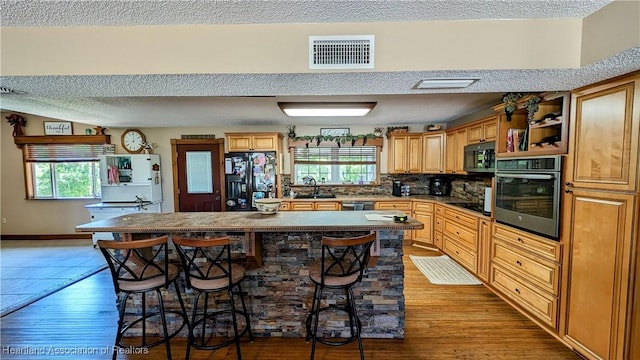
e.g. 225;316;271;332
121;129;146;153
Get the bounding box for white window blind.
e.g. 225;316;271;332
292;146;377;164
24;144;105;162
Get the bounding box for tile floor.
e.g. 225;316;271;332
0;239;107;316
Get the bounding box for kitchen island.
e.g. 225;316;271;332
76;210;422;338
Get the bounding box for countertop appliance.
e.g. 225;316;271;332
429;177;451;196
224;152;277;211
464;141;496;173
494;155;562;239
392;180;403;197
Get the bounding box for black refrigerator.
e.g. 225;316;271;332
224;152;277;211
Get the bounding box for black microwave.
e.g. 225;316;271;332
463;141;496;173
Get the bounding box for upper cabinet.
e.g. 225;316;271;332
445;128;467;174
225;132;283;152
494;92;570;157
422;132;445;174
388;133;423;174
566;73;639;192
467;115;497;144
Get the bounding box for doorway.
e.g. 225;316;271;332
171;138;225;212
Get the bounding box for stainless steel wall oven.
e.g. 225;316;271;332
494;156;562;239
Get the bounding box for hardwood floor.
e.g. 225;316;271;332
0;244;582;359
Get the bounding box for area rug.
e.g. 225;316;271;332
0;239;107;317
410;254;482;285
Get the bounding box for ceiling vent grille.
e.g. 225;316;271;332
309;35;374;69
0;87;26;94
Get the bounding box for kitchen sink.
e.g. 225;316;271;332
294;194;337;199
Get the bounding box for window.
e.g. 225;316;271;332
292;146;379;185
23;143;104;199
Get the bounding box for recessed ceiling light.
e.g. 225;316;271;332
278;102;376;117
413;78;479;89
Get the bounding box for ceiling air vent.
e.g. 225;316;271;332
0;87;26;94
309;35;374;69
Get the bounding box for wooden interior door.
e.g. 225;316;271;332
171;139;225;212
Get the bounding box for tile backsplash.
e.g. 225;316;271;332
282;173;492;203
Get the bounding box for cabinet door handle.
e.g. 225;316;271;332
515;288;520;294
517;237;524;243
565;188;573;193
516;260;522;266
565;181;573;186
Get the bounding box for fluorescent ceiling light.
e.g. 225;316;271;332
278;102;376;117
413;78;479;89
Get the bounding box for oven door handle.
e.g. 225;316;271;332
497;173;555;180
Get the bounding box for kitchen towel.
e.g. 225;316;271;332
410;254;482;285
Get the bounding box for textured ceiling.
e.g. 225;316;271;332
2;0;639;129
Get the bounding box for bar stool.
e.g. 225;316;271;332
97;236;188;360
171;235;254;360
305;232;377;360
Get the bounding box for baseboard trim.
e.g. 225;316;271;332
0;234;92;240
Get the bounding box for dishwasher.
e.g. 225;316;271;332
341;201;374;211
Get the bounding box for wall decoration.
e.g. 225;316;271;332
43;121;73;135
320;128;350;136
5;114;26;136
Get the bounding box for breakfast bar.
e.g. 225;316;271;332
76;210;423;338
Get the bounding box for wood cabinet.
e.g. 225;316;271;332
442;206;478;273
494;92;570;157
279;201;290;211
290;201;341;211
476;218;491;282
388;133;423;174
433;204;444;249
422;132;445;173
565;74;639;192
560;71;640;360
490;223;561;329
375;200;412;240
467;116;497;144
411;201;433;246
445;128;467;174
225;132;283;152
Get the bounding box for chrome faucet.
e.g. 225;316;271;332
302;176;319;196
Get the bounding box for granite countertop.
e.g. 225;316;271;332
75;210;423;234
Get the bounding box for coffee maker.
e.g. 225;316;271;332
392;180;403;197
429;177;451;196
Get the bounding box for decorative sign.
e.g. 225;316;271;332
44;121;73;135
320;128;350;136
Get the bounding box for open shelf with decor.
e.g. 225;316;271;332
493;92;569;157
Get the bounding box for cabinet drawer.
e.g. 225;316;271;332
443;219;477;250
443;236;477;273
491;265;558;328
315;202;341;211
412;201;433;212
434;232;443;249
493;223;561;262
375;201;411;211
492;239;560;295
290;202;314;211
435;215;443;233
435;205;444;216
444;207;477;229
279;202;290;211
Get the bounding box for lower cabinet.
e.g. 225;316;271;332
434;204;444;249
476;218;491;282
442;207;478;273
375;200;412;240
411;201;434;246
490;223;561;330
290;201;341;211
